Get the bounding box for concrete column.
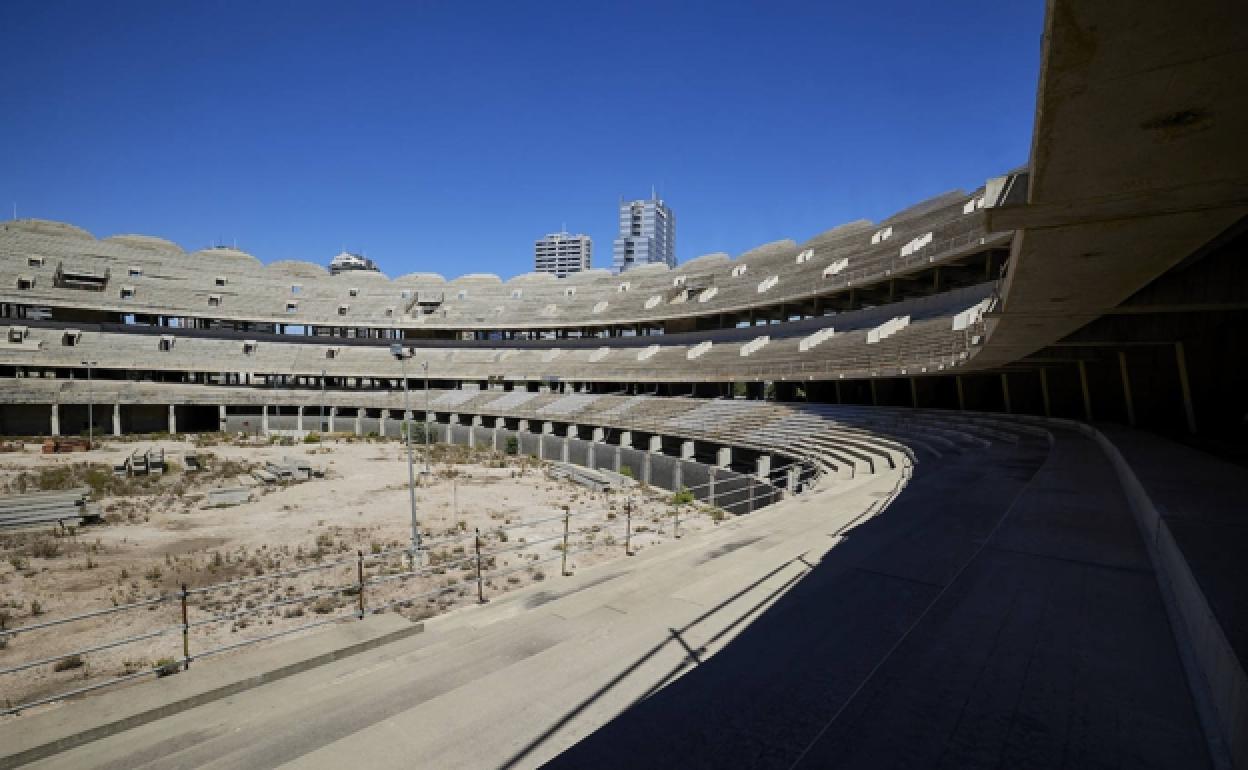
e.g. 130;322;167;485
261;405;270;434
518;419;529;433
354;409;363;436
450;413;460;425
1000;373;1012;414
642;452;651;485
1078;361;1093;422
566;424;578;439
681;440;695;461
909;377;919;408
869;378;879;406
1175;342;1196;434
619;431;632;448
708;466;717;507
51;403;60;436
379;410;388;438
786;466;800;494
648;435;662;453
955;376;965;411
1118;351;1135;427
756;454;771;481
1039;368;1051;417
297;406;305;432
328;407;337;434
112;403;121;436
592;426;605;443
542;421;554;435
218;404;227;432
834;380;843;404
168;403;177;435
472;415;483;427
716;446;732;468
561;436;570;463
673;460;682;492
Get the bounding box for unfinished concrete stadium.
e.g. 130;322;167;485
0;1;1246;768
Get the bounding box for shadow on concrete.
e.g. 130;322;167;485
536;432;1213;770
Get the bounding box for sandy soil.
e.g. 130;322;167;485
0;436;721;714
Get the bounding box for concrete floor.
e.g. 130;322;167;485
18;428;1212;769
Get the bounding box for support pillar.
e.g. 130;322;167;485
592;427;605;443
869;378;878;407
379;409;388;438
909;377;919;408
1000;373;1012;414
262;405;270;434
1175;342;1196;434
168;403;177;435
715;445;731;468
647;435;662;453
619;430;632;449
642;451;652;485
955;375;965;411
1118;351;1135;427
354;409;363;436
542;421;554;435
218;404;227;432
756;454;771;481
51;403;60;436
113;403;121;436
518;419;529;433
1078;360;1093;422
328;407;337;434
297;406;305;432
786;466;799;494
681;440;695;461
1039;368;1051;417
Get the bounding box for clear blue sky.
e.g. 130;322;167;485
1;1;1044;278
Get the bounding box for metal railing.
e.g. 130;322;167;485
0;471;788;716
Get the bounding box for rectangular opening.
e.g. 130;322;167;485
215;276;227;287
120;286;135;299
17;276;35;290
286;301;298;313
208;294;222;307
27;256;44;268
159;335;175;352
243;340;257;355
128;267;142;277
62;330;81;347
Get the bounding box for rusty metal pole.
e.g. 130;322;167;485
625;499;634;556
561;506;571;577
474;528;487;604
180;583;190;671
357;550;365;619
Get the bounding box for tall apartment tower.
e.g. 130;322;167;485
612;193;675;272
534;231;592;277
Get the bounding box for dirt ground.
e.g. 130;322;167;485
0;435;723;715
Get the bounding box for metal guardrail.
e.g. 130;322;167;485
0;471;785;716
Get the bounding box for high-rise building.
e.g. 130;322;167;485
534;231;592;277
612;194;675;272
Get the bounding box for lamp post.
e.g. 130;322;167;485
81;360;97;448
391;344;421;566
422;360;431;475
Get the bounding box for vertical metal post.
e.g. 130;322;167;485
474;528;487;603
356;550;365;619
674;504;682;539
423;361;431;476
561;506;571;576
320;368;326;444
625;499;633;556
180;583;190;671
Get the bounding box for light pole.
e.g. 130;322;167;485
422;360;431;475
391;344;421;566
319;368;326;445
81;360;97;448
